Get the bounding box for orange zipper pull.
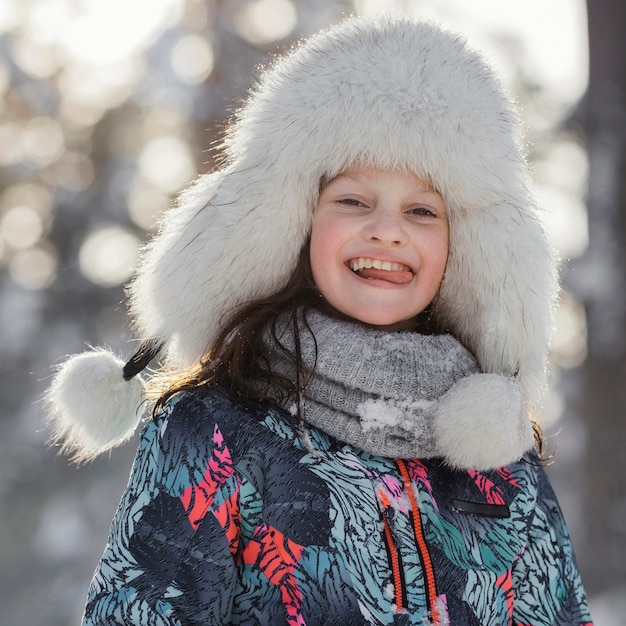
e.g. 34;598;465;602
377;487;406;614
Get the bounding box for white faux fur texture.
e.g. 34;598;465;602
46;350;147;463
434;373;534;471
128;16;557;405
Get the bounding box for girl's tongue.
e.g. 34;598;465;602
356;267;413;284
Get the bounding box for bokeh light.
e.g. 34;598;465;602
552;291;588;368
9;244;57;290
22;117;65;168
10;35;58;79
57;58;146;111
2;182;53;218
171;34;215;85
78;226;140;287
35;0;183;66
0;0;19;33
234;0;298;45
537;139;589;258
49;151;95;193
139;135;196;193
1;205;44;250
128;180;170;230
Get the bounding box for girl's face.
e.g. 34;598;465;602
310;165;449;331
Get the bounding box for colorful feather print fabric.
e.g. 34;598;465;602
83;386;592;625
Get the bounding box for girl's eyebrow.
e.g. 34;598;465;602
325;174;442;198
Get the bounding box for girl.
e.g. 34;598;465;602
47;15;593;625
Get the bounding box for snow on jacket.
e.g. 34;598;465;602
83;386;592;625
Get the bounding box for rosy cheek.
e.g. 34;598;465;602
309;235;328;280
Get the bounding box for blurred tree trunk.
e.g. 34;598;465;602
579;0;626;594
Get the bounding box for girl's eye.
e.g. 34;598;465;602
408;206;437;218
338;198;366;207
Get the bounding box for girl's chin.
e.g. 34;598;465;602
359;318;418;332
335;307;419;332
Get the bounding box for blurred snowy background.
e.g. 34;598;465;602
0;0;624;624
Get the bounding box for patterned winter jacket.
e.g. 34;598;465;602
83;386;592;625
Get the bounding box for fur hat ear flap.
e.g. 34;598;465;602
433;374;534;471
45;348;153;463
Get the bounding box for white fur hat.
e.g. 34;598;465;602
47;15;557;462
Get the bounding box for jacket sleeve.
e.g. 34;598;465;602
82;394;239;626
512;462;593;625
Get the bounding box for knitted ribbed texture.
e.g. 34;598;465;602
267;310;480;458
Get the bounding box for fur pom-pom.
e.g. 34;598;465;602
45;349;147;463
434;374;534;471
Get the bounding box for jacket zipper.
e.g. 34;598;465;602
379;489;408;613
396;459;440;625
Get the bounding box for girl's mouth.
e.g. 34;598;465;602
348;257;414;284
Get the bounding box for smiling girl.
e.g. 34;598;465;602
47;15;592;626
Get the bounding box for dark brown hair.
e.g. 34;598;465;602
152;242;320;412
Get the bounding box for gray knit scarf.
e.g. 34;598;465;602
266;309;482;459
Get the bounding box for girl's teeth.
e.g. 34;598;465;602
349;257;409;272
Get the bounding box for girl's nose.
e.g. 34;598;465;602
362;208;407;246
